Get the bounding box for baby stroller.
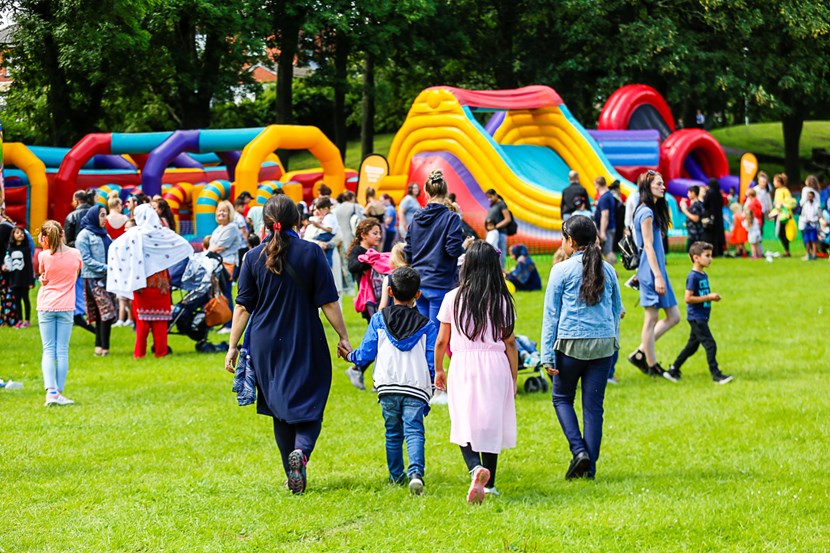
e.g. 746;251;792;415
168;251;230;353
516;335;549;393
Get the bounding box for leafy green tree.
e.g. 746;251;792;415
1;0;153;144
144;0;264;129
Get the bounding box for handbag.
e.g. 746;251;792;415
205;280;232;327
504;210;518;236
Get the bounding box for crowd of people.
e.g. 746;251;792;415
2;164;827;503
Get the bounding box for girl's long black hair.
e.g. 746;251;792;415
261;195;299;275
562;215;605;306
637;171;671;235
454;240;515;341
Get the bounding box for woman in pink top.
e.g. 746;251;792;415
37;221;83;407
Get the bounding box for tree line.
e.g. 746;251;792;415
1;0;828;180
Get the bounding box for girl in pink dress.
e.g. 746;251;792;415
434;240;518;504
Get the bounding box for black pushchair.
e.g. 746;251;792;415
168;251;230;353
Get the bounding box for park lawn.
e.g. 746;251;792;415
2;246;829;552
711;121;830;160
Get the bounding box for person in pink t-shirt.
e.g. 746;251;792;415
37;220;83;407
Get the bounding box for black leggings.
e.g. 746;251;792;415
11;286;30;322
272;418;323;478
460;444;498;488
777;218;790;253
94;319;113;350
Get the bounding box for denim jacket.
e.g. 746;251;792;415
540;251;624;365
76;229;108;279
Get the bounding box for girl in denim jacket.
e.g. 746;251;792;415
541;215;623;480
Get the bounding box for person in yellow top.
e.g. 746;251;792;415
770;173;796;257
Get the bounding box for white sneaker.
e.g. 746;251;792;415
216;327;232;335
429;390;449;405
484;487;500;496
54;395;75;405
45;392;59;406
113;320;126;327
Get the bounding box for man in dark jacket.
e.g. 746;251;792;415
63;189;95;247
561;170;590;221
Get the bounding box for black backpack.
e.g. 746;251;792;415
618;232;640;270
504;210;518;236
618;206;641;270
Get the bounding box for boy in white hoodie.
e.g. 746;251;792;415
346;267;437;495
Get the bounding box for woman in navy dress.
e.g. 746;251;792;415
627;171;680;377
225;195;352;495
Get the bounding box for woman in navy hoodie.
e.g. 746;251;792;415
404;170;464;323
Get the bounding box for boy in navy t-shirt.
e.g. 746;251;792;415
664;241;734;384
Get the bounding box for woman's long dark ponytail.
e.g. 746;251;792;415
563;215;605;306
261;195;299;275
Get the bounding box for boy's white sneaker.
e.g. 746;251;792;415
429;390;449;405
484;487;500;496
409;475;424;495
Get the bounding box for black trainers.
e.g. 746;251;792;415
565;451;591;480
408;474;425;495
713;374;734;385
627;349;650;375
287;449;307;494
649;363;666;377
662;366;682;382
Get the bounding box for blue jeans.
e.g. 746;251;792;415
379;395;427;481
416;287;450;326
552;352;612;477
608;350;619;379
498;232;508;268
38;310;74;391
73;277;85;315
316;231;335;267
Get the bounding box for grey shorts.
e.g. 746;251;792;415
602;228;616;255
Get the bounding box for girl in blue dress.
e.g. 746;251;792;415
627;171;680;377
225;195;352;495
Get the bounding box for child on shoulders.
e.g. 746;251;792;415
345;267;437;495
664;241;733;384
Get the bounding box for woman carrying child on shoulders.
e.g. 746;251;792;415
434;240;518;504
541;215;623;480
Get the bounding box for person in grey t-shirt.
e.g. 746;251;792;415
398;183;422;240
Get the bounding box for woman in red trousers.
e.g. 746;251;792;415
107;204;193;358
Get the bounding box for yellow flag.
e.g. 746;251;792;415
739;153;758;203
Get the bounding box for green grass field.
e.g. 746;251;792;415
711;121;830;160
2;243;829;552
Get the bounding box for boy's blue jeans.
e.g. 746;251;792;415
552;352;612;477
379;394;427;481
